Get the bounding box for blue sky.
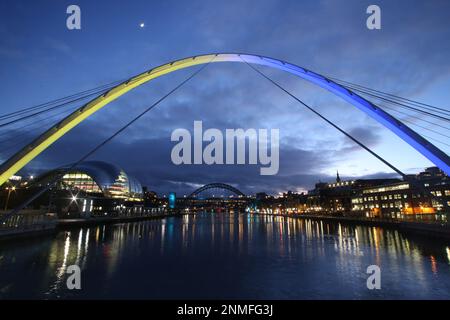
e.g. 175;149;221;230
0;0;449;195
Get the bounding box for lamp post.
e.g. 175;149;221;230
4;186;15;211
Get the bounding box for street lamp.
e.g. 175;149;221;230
4;186;16;211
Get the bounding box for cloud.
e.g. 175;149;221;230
1;0;449;194
43;37;73;56
1;121;344;195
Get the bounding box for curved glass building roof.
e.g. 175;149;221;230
37;161;143;201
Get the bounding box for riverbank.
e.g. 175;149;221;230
0;224;57;241
0;212;184;242
2;211;450;242
264;213;450;241
57;212;184;228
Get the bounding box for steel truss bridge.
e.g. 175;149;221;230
188;183;246;198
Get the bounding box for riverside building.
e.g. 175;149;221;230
353;167;450;219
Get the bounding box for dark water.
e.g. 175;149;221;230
1;213;450;299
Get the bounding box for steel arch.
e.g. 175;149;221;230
188;183;246;198
1;53;449;186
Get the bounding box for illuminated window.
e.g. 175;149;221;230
62;172;101;193
363;183;409;194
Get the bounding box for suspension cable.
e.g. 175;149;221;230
420;133;450;148
335;82;450;122
0;79;124;122
377;104;450;132
329;76;450;116
240;57;406;178
0;105;80;140
1;59;213;223
0;84;121;128
378;105;450;140
0;108;79;149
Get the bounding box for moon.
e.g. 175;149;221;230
139;22;145;28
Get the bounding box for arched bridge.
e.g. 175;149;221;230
188;183;246;198
1;53;449;186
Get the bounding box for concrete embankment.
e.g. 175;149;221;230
0;224;57;241
0;213;183;241
266;213;450;241
397;221;450;240
57;213;183;228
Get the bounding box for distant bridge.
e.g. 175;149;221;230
188;183;246;198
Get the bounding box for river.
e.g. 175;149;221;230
1;212;450;299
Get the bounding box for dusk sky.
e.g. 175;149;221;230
0;0;449;195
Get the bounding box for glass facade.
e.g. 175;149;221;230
38;161;143;201
362;183;410;194
104;170;129;199
62;172;102;193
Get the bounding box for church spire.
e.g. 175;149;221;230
336;170;341;183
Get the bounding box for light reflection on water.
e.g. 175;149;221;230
0;212;450;299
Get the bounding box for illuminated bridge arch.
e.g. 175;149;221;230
188;183;246;198
1;53;449;186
